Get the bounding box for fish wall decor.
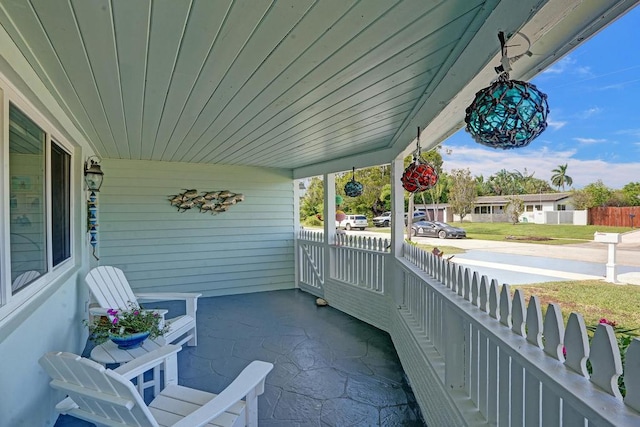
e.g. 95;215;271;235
168;189;244;214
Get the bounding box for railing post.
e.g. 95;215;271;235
390;158;404;306
445;308;465;390
323;173;336;293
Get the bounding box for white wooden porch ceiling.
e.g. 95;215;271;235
0;0;637;176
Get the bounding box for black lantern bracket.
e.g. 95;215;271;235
493;31;533;76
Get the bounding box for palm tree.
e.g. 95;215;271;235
551;164;573;191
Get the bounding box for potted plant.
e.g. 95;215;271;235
85;302;169;349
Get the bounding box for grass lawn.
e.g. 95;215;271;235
512;280;640;330
460;222;630;244
408;242;466;255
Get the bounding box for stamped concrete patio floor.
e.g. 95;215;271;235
57;289;425;426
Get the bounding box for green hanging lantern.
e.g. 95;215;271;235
344;167;363;197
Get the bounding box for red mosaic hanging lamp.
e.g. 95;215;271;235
401;127;438;193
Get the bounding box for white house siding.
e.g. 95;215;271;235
97;159;295;296
0;273;86;426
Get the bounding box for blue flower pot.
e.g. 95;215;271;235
109;331;150;349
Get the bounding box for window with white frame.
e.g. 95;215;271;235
557;204;567;211
7;103;72;299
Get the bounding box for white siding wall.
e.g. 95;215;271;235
97;159;295;296
0;273;86;426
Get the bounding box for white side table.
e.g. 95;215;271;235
91;339;180;397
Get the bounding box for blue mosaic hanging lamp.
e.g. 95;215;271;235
344;167;364;197
401;127;438;193
465;32;549;149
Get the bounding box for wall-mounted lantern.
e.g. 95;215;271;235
84;156;104;191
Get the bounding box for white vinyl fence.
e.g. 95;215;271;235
297;230;324;296
402;243;640;426
333;233;389;294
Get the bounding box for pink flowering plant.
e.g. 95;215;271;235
84;302;168;344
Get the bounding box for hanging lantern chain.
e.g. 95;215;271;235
414;127;422;161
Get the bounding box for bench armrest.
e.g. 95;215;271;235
113;344;181;380
172;361;273;427
135;292;201;302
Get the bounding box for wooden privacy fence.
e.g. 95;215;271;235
402;243;640;426
589;206;640;227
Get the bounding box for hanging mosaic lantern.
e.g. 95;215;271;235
335;195;343;206
401;127;438;193
344;167;363;197
464;32;549;149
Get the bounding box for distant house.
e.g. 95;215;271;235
459;192;586;224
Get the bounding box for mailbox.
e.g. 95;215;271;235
594;232;621;244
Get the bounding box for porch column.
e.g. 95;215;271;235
323;173;336;282
390;158;405;307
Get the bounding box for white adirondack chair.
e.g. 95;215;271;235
12;270;41;292
39;347;273;427
86;266;201;346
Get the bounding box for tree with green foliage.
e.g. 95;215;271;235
551;164;573;191
488;169;524;195
448;168;476;222
621;182;640;206
475;174;493;196
504;196;525;224
570;180;613;209
336;166;390;215
300;177;325;220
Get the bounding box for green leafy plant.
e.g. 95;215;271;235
84;302;169;344
585;318;639;397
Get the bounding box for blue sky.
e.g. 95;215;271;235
441;5;640;190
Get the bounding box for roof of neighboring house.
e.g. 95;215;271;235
475;193;572;205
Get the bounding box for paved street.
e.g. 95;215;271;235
344;228;640;285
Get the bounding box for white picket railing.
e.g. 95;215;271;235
333;233;390;293
295;231;640;425
402;243;640;426
297;230;324;295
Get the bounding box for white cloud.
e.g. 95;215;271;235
617;129;640;138
542;57;575;75
576;107;601;119
575;66;592;76
440;143;637;189
546;119;567;130
573;137;606;144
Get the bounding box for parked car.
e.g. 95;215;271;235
336;214;368;230
372;211;391;227
373;211;426;227
406;211;427;224
411;220;466;239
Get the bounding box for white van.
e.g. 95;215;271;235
336;214;368;230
